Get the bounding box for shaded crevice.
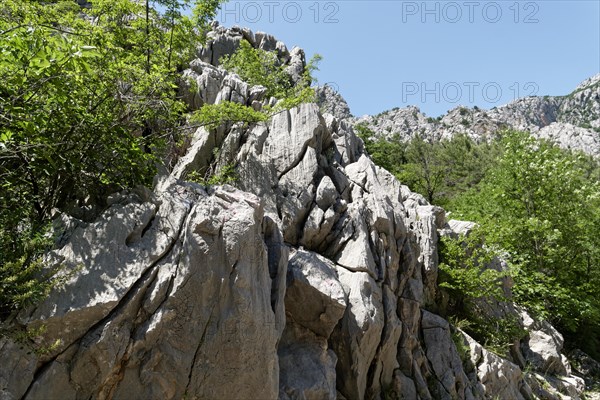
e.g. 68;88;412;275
140;216;156;239
334;260;377;281
365;283;394;397
419;322;455;399
323;212;354;258
276;140;313;180
293;200;319;248
347;177;371;195
126;208;158;246
228;261;239;286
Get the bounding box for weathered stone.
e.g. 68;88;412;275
285;47;306;85
278;322;337;400
285;249;346;338
263;104;324;176
13;185;286;400
333;204;378;277
330;268;384;400
421;311;474;399
0;337;37;400
316;85;353;120
366;285;402;397
393;370;417;400
181;59;226;109
316;176;338;210
521;311;569;376
461;330;526;400
199;23;243;66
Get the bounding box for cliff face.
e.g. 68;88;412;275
354;75;600;157
0;25;592;400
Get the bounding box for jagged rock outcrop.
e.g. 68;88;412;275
460;331;526;399
358;74;600;157
5;182;286;400
316;85;353;120
0;24;592;400
198;22;305;87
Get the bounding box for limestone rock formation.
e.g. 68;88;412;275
0;24;592;400
461;331;526;400
5;182;286;400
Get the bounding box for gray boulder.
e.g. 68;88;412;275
13;183;287;400
285;249;346;338
521;311;570;376
461;330;527;400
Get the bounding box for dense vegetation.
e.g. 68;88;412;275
358;125;600;357
355;125;501;207
0;0;319;319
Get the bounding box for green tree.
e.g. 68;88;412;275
355;124;407;176
398;134;446;203
358;128;499;206
451;131;600;356
438;230;523;354
0;0;223;318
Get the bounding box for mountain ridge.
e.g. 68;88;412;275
316;74;600;157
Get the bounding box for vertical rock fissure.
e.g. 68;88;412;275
21;198;193;398
184;302;218;396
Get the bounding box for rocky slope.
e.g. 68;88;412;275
0;24;595;400
351;74;600;157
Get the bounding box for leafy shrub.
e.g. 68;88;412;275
191;102;268;130
438;231;523;353
187;164;238;186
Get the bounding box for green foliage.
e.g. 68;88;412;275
218;39;318;113
451;131;600;356
9;324;61;356
397;135;446;203
449;322;471;365
355;124;407;176
439;231;523;353
191;102;268;130
220;40;291;98
438;232;506;302
0;0;222;318
0;229;54;318
359;129;500;206
187;163;238;186
270;86;317;114
220;39;320;101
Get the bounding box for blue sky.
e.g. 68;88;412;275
215;1;600;117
